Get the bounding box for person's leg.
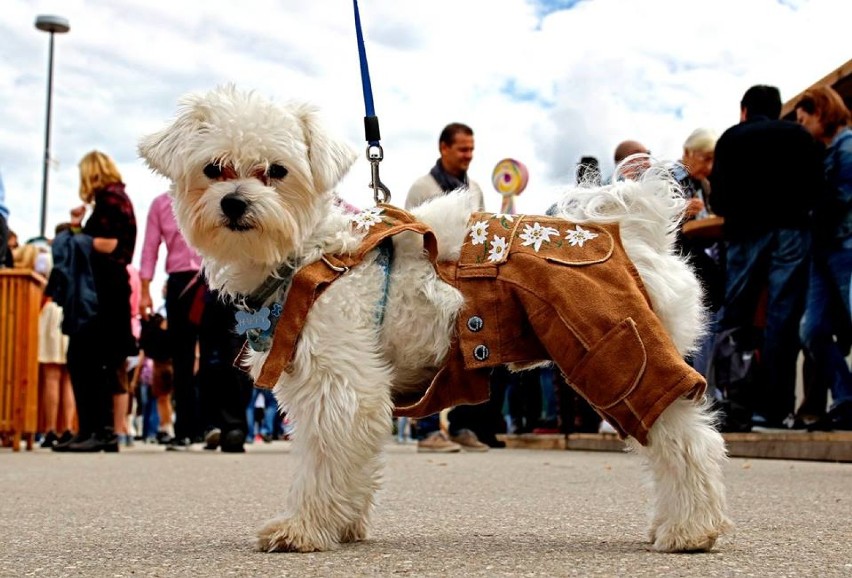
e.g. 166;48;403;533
63;326;119;450
538;366;559;429
151;360;174;440
40;364;61;435
797;356;828;424
719;237;772;334
246;388;260;441
415;414;439;438
113;394;128;432
799;257;836;421
715;235;772;427
94;359;124;441
65;333;96;438
166;272;201;442
760;229;811;424
57;366;76;434
468;370;507;447
396;416;409;442
262;389;278;440
505;370;527;433
198;290;251;451
690;308;720;380
521;369;543;431
825;246;852;408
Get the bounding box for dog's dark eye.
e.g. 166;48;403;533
267;164;288;180
203;163;222;179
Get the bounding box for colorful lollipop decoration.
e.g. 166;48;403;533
491;158;529;214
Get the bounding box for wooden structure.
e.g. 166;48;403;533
781;57;852;120
502;431;852;463
0;270;45;451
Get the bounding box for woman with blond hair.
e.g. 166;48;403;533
795;86;852;431
53;150;137;452
670;128;724;380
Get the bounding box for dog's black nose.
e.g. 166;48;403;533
220;193;248;220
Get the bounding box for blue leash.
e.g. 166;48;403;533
352;0;391;204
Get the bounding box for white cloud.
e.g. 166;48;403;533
1;0;849;249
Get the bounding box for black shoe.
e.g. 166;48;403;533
57;430;74;445
166;437;193;451
52;432;88;452
220;429;246;453
807;403;852;432
39;431;58;449
67;433;117;453
102;434;120;453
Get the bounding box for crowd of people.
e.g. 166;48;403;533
2;81;850;453
399;82;852;451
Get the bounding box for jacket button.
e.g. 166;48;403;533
467;316;484;332
473;344;490;361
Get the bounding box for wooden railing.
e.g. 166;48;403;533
0;270;46;451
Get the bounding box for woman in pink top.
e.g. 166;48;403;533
138;192;203;446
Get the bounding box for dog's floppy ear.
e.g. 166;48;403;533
295;103;357;193
138;93;209;181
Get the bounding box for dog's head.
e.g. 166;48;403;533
138;85;356;276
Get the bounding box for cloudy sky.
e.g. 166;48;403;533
2;0;850;260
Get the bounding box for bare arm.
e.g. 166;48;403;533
92;237;118;254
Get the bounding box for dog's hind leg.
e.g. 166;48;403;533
256;328;393;553
629;397;732;552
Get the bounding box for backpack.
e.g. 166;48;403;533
707;327;761;432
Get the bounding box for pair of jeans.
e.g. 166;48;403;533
247;387;278;438
799;240;852;409
135;382;160;439
719;229;811;423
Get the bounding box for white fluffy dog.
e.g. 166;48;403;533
139;86;731;554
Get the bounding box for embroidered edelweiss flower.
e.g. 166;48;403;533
519;222;559;252
469;220;489;245
564;224;599;247
493;213;515;222
351;207;384;230
487;235;508;262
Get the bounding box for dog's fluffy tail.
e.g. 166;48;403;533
553;167;706;357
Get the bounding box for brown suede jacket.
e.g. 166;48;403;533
252;206;705;445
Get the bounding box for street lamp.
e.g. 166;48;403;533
35;15;70;239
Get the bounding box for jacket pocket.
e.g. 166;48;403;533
567;317;646;409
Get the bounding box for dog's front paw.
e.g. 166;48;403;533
339;518;368;544
256;517;336;553
651;517;733;553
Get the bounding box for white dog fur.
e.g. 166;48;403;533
139;85;731;554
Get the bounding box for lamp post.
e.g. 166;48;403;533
35;15;70;239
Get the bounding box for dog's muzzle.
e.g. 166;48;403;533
221;193;253;231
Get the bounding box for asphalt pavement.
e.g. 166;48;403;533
1;440;850;577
